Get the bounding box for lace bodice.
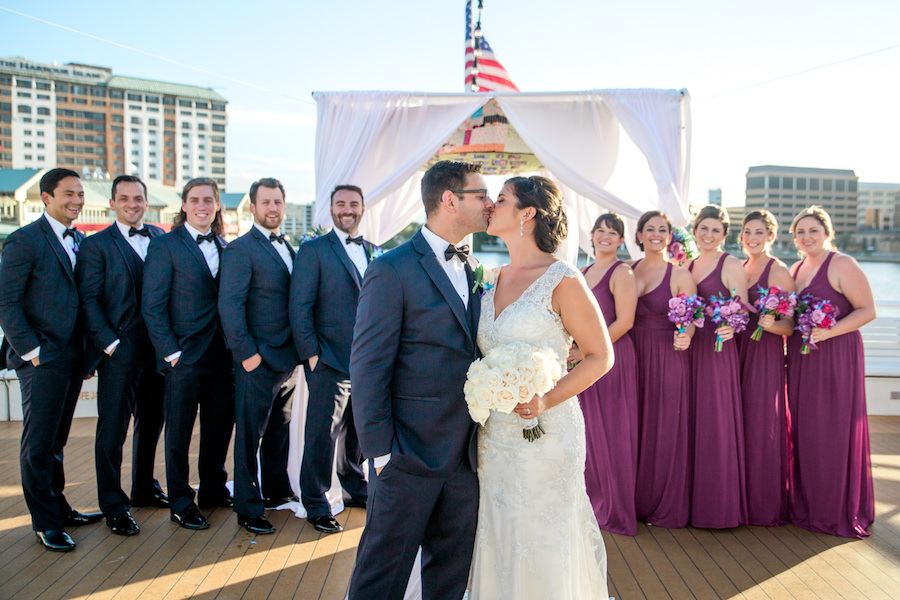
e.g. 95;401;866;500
477;260;579;367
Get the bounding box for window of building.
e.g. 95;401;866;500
109;90;124;99
24;142;32;148
212;145;225;153
182;153;190;159
835;180;845;192
211;156;225;164
796;178;807;190
849;180;857;192
37;143;44;149
182;122;191;130
212;167;225;174
163;97;175;105
781;177;793;190
36;130;44;137
211;136;225;143
127;93;142;101
809;178;820;191
147;106;159;112
17;105;31;114
180;110;192;116
148;118;158;126
90;88;105;97
24;154;32;160
179;99;192;107
17;91;31;98
37;107;50;115
145;95;159;103
197;113;207;118
92;100;106;106
16;78;33;87
211;103;226;112
73;86;88;95
131;117;141;124
111;102;124;108
212;124;225;132
165;120;175;128
35;81;51;91
72;98;87;105
23;129;31;135
130;105;142;111
36;94;50;100
149;139;157;146
132;150;140;156
823;179;833;192
212;114;226;120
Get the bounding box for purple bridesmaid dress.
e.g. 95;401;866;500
578;261;639;536
632;261;691;528
787;252;874;538
689;253;747;528
737;258;791;526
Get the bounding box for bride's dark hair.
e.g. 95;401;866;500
505;176;568;253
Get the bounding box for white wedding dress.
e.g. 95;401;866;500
468;261;609;600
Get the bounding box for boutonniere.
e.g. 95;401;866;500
366;244;385;261
298;226;329;245
72;242;80;254
471;264;496;295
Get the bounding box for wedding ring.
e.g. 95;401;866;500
525;409;531;416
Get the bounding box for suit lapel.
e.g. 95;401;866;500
412;232;471;343
39;216;75;282
327;230;362;289
109;223;141;292
252;226;290;275
176;226;216;284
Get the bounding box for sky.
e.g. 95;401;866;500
1;0;898;209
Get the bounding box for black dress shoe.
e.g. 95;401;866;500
63;509;104;526
264;494;299;509
106;512;140;536
131;490;170;509
36;529;76;552
237;514;276;534
197;494;233;510
343;498;367;509
308;515;343;534
170;504;210;530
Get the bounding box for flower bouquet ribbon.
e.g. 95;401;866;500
463;342;562;442
705;292;751;352
794;293;839;354
751;285;795;341
667;293;705;351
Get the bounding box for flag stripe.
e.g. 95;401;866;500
465;0;518;92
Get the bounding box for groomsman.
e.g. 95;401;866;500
0;168;102;552
142;177;235;530
219;178;299;535
75;175;167;537
290;185;372;534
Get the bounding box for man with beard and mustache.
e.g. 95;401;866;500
290;184;373;533
219;178;299;534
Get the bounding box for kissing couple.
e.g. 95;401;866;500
348;160;612;599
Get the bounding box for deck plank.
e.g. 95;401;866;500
1;416;899;599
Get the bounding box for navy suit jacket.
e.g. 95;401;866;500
141;225;226;369
219;226;299;374
0;215;85;370
350;229;481;477
290;229;376;375
75;222;164;374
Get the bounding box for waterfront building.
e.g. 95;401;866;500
709;188;722;206
0;57;227;190
745;165;858;250
282;202;315;243
858;182;900;231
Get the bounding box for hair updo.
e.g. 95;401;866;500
505;176;568;253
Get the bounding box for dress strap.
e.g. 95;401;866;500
759;258;775;287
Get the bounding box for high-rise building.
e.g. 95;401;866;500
745;165;858;250
0;57;227;189
708;188;722;206
857;182;900;231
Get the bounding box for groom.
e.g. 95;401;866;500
348;161;493;599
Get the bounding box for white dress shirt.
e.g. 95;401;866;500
24;214;78;361
420;225;469;308
184;222;220;278
253;222;292;274
332;227;368;278
116;220;150;261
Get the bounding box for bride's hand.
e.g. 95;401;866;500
514;394;545;419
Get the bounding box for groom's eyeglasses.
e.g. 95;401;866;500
452;189;489;201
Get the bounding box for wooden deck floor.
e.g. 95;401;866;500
0;416;899;599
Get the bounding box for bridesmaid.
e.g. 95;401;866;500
787;206;875;538
686;205;748;529
630;210;696;529
572;213;639;536
738;210;794;527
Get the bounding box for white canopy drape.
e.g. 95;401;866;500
313;89;692;257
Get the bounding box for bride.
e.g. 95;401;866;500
468;176;613;599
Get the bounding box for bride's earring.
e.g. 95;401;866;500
519;220;524;237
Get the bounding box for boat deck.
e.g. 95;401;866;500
1;416;899;599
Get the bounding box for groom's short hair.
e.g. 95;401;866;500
421;161;482;216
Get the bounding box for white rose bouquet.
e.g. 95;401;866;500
463;342;562;442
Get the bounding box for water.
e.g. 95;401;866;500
474;251;900;304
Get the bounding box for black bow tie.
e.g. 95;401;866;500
196;231;216;244
129;227;149;238
269;232;286;244
345;235;364;245
63;228;77;240
444;244;470;262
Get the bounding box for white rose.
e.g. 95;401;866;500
493;387;518;413
468;405;491;425
482;266;497;287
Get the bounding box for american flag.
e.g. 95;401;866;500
465;0;519;92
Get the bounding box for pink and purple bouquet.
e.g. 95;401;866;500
667;293;705;351
705;293;752;352
667;227;699;267
794;294;839;354
751;285;797;341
